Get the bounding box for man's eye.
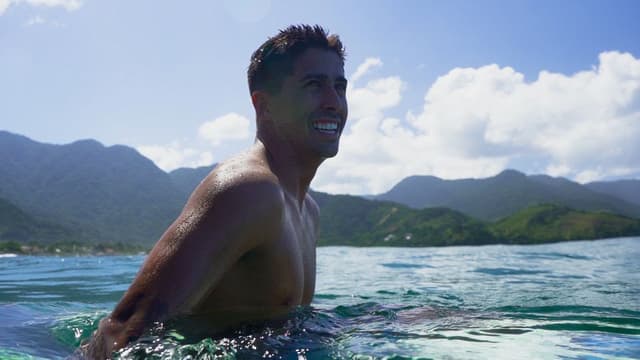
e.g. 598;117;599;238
335;84;347;94
305;80;321;88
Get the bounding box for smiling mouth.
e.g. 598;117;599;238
312;120;340;134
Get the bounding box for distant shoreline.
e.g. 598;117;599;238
2;235;638;257
0;241;148;256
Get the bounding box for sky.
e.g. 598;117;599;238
1;0;639;195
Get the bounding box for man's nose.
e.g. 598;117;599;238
320;84;342;111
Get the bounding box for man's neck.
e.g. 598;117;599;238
254;138;322;209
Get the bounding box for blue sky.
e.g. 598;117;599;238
1;0;639;194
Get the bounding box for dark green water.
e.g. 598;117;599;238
1;237;639;359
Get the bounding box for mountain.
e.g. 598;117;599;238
2;130;639;249
0;196;81;244
374;170;640;220
586;179;640;206
312;191;496;246
0;131;185;245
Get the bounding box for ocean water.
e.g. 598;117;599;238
1;237;639;359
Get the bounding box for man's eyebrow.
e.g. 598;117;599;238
299;74;328;82
299;74;348;83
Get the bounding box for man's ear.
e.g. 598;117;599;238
251;90;270;119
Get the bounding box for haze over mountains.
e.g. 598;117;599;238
1;130;639;247
585;180;640;207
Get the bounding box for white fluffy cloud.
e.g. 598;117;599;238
136;141;214;172
0;0;10;14
198;112;251;146
137;112;252;171
1;0;82;14
313;51;640;195
351;57;382;83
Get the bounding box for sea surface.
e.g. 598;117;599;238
1;237;639;359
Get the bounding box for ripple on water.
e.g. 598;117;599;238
473;267;550;276
381;263;434;269
515;251;592;261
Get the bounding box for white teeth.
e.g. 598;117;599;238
314;122;338;131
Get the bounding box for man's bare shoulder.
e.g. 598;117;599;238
188;150;282;212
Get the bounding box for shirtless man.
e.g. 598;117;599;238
84;24;348;358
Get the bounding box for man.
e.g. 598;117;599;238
84;24;348;358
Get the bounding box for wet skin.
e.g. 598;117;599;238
84;48;347;358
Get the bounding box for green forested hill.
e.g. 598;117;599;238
489;204;640;244
0;131;184;245
0;197;84;244
313;190;495;246
314;191;640;246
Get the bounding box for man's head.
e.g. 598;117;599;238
249;25;348;161
248;24;345;95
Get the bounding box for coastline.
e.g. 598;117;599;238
2;235;638;257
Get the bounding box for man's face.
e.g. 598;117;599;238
265;47;348;159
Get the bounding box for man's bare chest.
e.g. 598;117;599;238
195;213;316;310
241;217;316;304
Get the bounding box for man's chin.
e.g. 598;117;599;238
317;146;339;159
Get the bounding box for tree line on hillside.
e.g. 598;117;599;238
1;130;640;253
312;192;640;247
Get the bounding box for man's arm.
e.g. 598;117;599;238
85;173;284;358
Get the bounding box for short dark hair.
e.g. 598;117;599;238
248;24;345;94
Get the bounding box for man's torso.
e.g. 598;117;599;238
188;150;318;318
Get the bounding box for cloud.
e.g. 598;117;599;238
136;141;214;172
198;112;251;146
0;0;10;14
137;112;253;171
25;0;81;10
1;0;82;15
351;57;382;84
313;51;640;195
